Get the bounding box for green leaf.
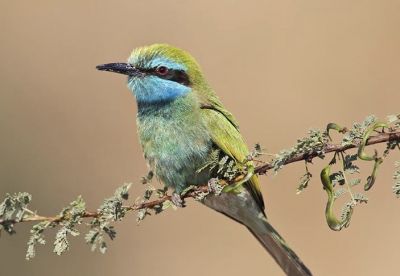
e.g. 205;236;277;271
272;129;327;173
161;200;177;211
85;229;101;251
0;192;32;221
343;154;360;174
53;227;70;255
349;178;361;186
340;202;354;227
26;221;50;260
330;172;345;186
296;172;312;194
143;186;154;201
136;208;149;223
334;188;347;199
99;241;107;254
197;149;220;173
114;183;131;201
52;196;86;256
393;161;400;197
354;193;368;204
156;187;168;198
84;184;132;253
342;115;377;146
98;184;131;221
387;114;400;123
0;192;32;235
141;171;154;184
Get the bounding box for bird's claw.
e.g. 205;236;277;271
171;193;185;208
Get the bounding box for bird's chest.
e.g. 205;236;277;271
137;104;212;192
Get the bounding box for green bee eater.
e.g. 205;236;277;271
97;44;311;276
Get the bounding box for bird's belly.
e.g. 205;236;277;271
138;116;212;193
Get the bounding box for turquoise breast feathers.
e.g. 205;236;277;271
135;92;212;192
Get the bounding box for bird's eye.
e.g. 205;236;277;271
156;66;169;76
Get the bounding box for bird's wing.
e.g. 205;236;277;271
199;97;312;276
200;100;265;211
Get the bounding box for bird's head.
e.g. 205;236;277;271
97;44;207;105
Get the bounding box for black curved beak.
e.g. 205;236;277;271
96;63;141;76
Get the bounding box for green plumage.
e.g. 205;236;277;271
137;92;212;192
131;44;264;209
97;44;311;276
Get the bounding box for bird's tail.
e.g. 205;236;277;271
246;219;312;276
202;191;312;276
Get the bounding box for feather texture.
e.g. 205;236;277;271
100;43;311;275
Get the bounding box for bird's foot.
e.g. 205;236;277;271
171;193;185;208
207;178;223;195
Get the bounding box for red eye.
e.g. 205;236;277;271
156;66;169;75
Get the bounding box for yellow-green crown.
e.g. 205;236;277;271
128;44;205;86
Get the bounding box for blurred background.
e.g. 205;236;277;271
1;1;400;275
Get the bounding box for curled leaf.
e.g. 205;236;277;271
320;164;352;231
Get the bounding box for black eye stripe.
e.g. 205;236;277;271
162;69;190;86
140;67;191;86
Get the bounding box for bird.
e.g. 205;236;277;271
96;43;312;276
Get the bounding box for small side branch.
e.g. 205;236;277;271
256;130;400;174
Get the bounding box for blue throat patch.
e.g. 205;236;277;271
127;75;191;105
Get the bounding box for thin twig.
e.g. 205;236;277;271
1;130;399;226
255;130;400;174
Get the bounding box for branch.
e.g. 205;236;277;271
1;115;399;260
2;129;398;226
256;130;400;174
0;190;209;225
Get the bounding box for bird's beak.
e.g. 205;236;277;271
96;63;141;76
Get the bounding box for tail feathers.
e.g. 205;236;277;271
247;221;312;276
202;192;312;276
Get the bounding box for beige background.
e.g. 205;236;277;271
1;1;400;275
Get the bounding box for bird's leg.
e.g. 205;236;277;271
171;192;186;208
222;164;254;193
